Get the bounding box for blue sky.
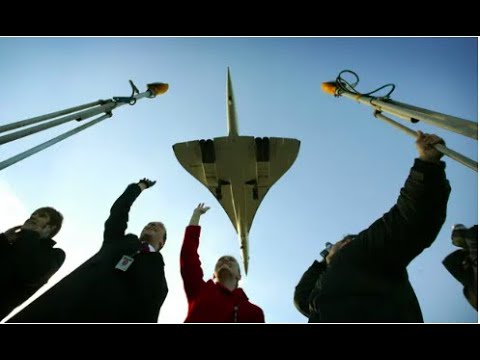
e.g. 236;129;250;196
0;37;477;323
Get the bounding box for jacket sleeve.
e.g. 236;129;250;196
180;225;205;300
357;158;451;268
294;260;327;318
103;183;142;244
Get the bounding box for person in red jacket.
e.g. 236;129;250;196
180;203;265;323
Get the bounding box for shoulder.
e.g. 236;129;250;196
51;247;66;266
154;252;166;267
250;302;264;313
240;292;263;313
249;302;265;321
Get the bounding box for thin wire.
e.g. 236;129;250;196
335;70;396;99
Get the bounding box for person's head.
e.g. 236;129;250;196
213;255;241;287
140;222;167;251
325;234;356;264
21;207;63;239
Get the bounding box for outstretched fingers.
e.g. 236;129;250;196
195;203;211;214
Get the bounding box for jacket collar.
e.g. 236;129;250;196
21;230;56;248
209;280;249;300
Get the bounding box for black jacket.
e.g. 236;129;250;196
9;184;168;323
0;230;65;321
294;159;451;323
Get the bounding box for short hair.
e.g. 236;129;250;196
35;207;63;238
157;222;167;242
342;234;357;242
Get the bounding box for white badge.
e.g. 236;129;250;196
115;255;134;271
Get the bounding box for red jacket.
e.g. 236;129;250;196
180;225;265;323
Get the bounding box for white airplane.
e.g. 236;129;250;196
173;68;300;274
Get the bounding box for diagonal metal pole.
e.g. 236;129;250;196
0;100;105;134
373;110;477;172
0;101;117;146
0;81;169;171
0;83;168;147
0;113;112;171
333;89;478;140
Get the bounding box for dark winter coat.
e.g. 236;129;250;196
294;159;451;323
0;230;65;320
181;225;264;323
9;184;168;323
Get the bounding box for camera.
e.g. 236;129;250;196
320;242;334;259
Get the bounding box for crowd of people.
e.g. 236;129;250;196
1;132;476;323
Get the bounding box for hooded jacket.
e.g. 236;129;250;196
181;225;264;323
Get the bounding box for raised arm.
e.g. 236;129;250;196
180;203;210;300
294;260;327;318
357;132;451;268
103;178;156;244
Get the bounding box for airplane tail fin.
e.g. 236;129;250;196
227;67;239;137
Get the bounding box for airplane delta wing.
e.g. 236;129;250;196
173;136;300;271
172;137;238;230
173;68;301;273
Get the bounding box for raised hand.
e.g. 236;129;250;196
189;203;210;226
416;131;445;163
138;178;157;190
193;203;210;215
